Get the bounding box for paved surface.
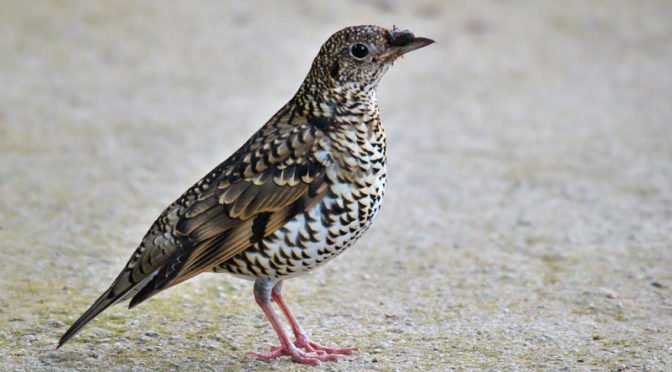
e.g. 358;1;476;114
1;1;671;370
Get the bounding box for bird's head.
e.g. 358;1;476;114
297;25;434;110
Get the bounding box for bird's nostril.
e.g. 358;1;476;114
386;26;415;47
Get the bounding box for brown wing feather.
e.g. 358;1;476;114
126;107;329;305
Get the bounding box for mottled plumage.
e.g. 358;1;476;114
59;25;433;364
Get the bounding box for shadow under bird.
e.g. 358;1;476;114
58;25;433;364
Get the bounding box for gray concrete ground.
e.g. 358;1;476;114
1;1;671;370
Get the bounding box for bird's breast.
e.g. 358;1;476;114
218;120;387;281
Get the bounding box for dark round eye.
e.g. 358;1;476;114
350;43;369;59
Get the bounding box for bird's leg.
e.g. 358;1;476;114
271;282;356;355
248;279;337;364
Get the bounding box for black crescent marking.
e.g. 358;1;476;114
251;212;272;244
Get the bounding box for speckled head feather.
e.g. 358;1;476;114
296;25;434;113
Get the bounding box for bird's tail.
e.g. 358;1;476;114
57;287;117;348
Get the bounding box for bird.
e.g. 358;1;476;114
58;25;434;364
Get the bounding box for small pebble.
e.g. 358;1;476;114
143;330;159;338
47;319;65;328
18;333;37;344
651;281;664;288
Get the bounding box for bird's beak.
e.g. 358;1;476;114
375;27;435;63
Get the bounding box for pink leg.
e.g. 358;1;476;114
272;290;356;355
248;288;340;364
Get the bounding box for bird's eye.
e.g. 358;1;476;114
350;43;369;59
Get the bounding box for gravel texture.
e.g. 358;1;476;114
1;1;671;370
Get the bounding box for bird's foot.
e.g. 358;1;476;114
293;334;357;355
250;284;356;364
249;342;342;365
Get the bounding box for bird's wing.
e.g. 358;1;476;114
128;110;330;305
59;108;330;346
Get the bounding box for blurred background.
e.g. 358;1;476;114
1;0;670;370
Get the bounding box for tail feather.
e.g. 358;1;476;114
58;267;164;348
57;288;117;348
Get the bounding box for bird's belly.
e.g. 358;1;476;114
216;168;386;281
